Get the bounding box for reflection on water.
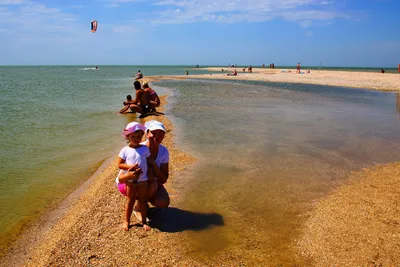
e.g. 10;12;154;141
157;80;400;265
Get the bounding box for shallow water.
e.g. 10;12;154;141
156;79;400;265
0;65;205;250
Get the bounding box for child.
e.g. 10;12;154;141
117;95;133;114
116;122;155;231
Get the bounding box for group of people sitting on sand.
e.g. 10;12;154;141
118;80;161;118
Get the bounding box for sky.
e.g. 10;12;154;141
0;0;399;67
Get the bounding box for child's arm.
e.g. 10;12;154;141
118;169;141;183
117;157;132;171
117;105;130;114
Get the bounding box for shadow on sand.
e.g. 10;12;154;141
148;207;224;233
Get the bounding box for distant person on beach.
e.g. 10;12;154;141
248;65;253;73
124;81;151;118
117;95;133;114
381;69;385;74
133;120;170;218
143;81;160;112
116;122;156;231
296;63;301;74
226;69;237;76
135;70;143;80
186;71;189;75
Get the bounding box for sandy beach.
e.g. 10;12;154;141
148;67;400;92
2;70;400;266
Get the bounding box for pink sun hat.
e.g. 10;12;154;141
121;122;146;139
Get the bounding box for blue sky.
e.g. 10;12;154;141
0;0;399;67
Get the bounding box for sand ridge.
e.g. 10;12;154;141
147;67;400;92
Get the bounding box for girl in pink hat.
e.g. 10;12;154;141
116;122;155;231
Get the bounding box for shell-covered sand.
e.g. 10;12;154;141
1;71;400;266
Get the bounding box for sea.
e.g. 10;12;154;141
1;65;400;262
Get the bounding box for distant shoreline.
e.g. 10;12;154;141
145;67;400;92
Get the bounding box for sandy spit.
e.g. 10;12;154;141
296;162;400;266
147;67;400;92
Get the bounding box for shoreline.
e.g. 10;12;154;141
146;67;400;92
2;74;400;265
0;95;197;266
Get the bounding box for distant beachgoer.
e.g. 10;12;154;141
226;69;237;76
133;120;170;218
381;69;385;74
243;68;246;72
307;70;311;74
135;70;143;80
116;122;155;231
186;71;189;75
95;66;99;70
248;65;253;73
296;63;301;74
117;95;133;114
124;81;151;118
143;81;160;112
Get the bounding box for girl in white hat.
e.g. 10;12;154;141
116;122;155;231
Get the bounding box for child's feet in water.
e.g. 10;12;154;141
122;221;129;231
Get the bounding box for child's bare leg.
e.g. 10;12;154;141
123;182;137;231
138;181;151;231
133;181;156;219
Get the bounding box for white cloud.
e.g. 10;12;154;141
149;0;356;27
0;0;29;4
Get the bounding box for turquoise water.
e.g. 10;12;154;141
1;65;400;263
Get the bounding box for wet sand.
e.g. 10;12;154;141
2;72;400;266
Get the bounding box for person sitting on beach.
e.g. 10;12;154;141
226;69;238;76
124;81;151;118
133;120;170;219
116;122;156;231
117;95;134;114
135;70;143;80
143;81;160;112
